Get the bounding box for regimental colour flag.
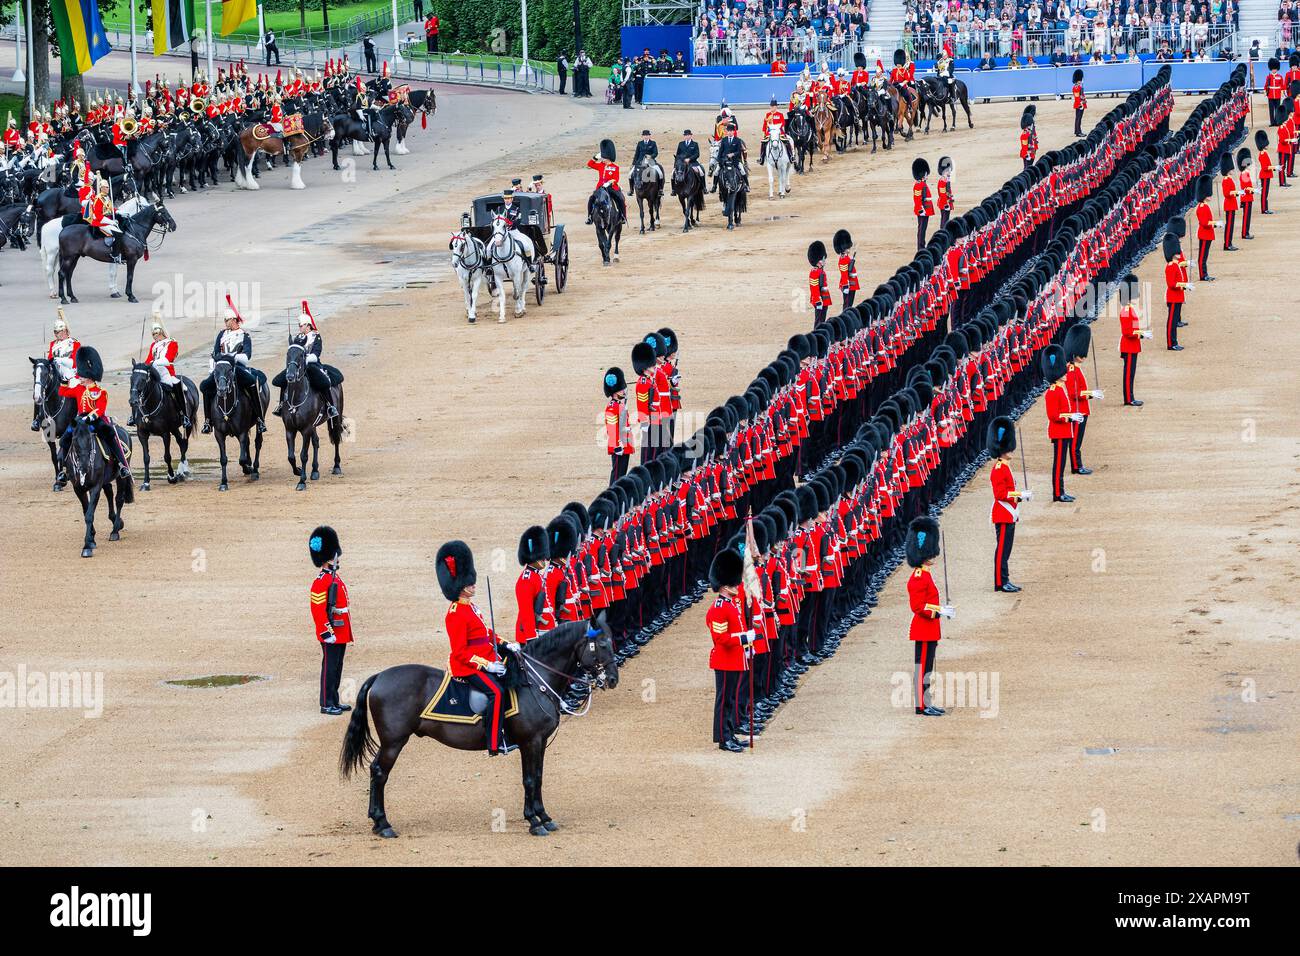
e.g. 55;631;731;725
152;0;195;56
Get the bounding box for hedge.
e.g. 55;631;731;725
424;0;622;65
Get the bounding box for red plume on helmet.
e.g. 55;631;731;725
300;300;317;331
224;293;243;323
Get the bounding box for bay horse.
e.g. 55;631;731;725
717;156;747;230
235;115;332;190
128;361;197;491
208;355;268;491
30;357;75;491
811;91;836;163
918;76;974;133
631;154;663;233
891;81;919;140
339;616;618;838
57;200;176;305
280;342;344;491
65;414;134;558
670;155;705;232
590;186;622;265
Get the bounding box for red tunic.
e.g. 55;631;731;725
913;180;934;217
1118;304;1143;355
1164;261;1184;304
310;569;354;644
990;460;1018;524
1044;382;1074;439
514;566;547;642
587;157;620;189
837;253;859;292
1195;200;1215;241
58;380;109;418
605;396;634;455
706;594;747;671
907;567;941;642
1221;174;1238;213
809;267;831;306
445;600;499;678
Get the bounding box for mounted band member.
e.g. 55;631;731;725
47;315;81;384
268;95;285;135
437;540;516;756
200;295;267;434
57;345;133;481
631;129;663;187
129;317;190;429
759;96;793;165
83;178;122;258
586;138;626;225
272;299;342;421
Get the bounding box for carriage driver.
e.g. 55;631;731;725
760;96;793;165
631;130;663;188
56;346;133;481
498;188;537;275
586;139;627;226
129;316;190;430
200;295;267;434
272;300;342;422
437;540;520;756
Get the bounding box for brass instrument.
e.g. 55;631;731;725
120;115;138;138
189;97;207;115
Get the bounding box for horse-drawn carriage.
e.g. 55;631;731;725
468;191;568;304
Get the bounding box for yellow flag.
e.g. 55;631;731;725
220;0;257;36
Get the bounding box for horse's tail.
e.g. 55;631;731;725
119;473;135;505
339;672;379;779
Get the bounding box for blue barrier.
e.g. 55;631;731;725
644;73;727;105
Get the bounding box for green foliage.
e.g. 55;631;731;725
423;0;621;65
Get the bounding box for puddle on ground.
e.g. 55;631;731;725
164;674;268;688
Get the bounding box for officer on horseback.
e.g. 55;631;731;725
675;129;705;183
46;314;81;385
200;295;267;434
129;317;190;430
56;345;133;481
586;139;627;225
760;96;794;166
936;43;956;95
272;300;342;422
715;122;748;194
83;177;122;260
631;129;663;189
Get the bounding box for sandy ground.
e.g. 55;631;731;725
0;86;1296;867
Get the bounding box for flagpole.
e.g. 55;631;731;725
129;0;140;96
205;0;215;83
521;0;530;82
390;0;402;64
256;4;265;52
24;0;35;117
12;0;25;83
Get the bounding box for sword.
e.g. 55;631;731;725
1091;340;1100;392
486;576;496;637
137;312;148;363
940;529;950;608
1017;423;1029;492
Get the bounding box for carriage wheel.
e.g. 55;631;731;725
534;260;546;305
553;229;569;292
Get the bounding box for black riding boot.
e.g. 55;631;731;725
171;382;191;428
273;389;285;416
248;385;266;432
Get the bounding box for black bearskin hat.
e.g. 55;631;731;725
894;48;906;66
643;331;666;357
1063;323;1091;362
912;157;929;181
546;513;579;560
1269;57;1281;71
308;525;341;568
1219;152;1233;177
807;240;827;266
709;548;744;591
1041;344;1067;382
788;333;812;360
436;540;476;602
588;497;617;531
986;416;1016;459
631;341;656;375
1117;273;1139;306
1072;68;1084;83
854;51;867;68
563;501;590;533
1195;173;1213;202
833;229;853;255
937;155;952;176
1236;147;1251;172
599;138;616;162
657;327;679;355
603;366;626;397
1167;216;1186;238
517;525;549;565
794;483;820;524
1020;108;1034;130
75;345;104;381
1255;129;1270;151
1163;233;1181;263
905;516;941;568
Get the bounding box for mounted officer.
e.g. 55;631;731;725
272;300;342;423
200;296;267;434
586;138;627;225
675;128;705;183
129;317;190;430
714;122;748;194
630;129;663;190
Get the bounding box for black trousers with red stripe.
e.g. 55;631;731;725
993;522;1016;589
713;669;743;743
609;452;629;484
462;671;505;753
1289;150;1297;178
1122;351;1138;404
913;639;938;711
1197;237;1212;279
1242;201;1253;236
1223;209;1236;248
1070;415;1088;470
1261;179;1271;212
1280;154;1290;185
1166;301;1182;348
319;642;346;708
1074;108;1084;136
916;214;929;252
1051;437;1070;499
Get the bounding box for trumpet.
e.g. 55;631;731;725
120;115;138;137
190;97;207;115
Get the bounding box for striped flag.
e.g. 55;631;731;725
151;0;194;56
219;0;258;37
50;0;112;77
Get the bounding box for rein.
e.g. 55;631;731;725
130;368;165;420
518;626;605;718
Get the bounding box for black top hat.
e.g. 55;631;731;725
308;525;341;568
517;525;549;565
436;540;476;602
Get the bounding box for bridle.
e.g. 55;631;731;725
486;216;522;266
34;361;70;421
450;231;485;272
129;366;165;421
518;625;612;717
281;343;314;417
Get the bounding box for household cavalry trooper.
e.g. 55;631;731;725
308;525;352;716
130;316;190;429
912;157;934;251
807;239;831;325
905;516;951;717
514;525;551;644
833;229;859;311
1041;344;1079;502
200;295;267;434
603;366;634;483
706;547;757;752
1019;105;1037;169
987;416;1030;593
46;312;80;383
272;299;343;422
436;540;518;756
1062;322;1102;475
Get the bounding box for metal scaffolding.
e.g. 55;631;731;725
622;0;696;27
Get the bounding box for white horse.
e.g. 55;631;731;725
484;215;533;324
764;126;793;199
39;194;150;299
449;228;487;324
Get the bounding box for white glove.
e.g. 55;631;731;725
1072;412;1087;423
592;153;601;162
321;632;337;645
505;642;521;653
1090;388;1104;400
486;661;507;676
740;629;757;646
938;605;956;620
1141;330;1153;339
1020;489;1034;502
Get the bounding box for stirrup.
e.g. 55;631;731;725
201;421;213;434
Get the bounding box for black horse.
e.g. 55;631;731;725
787;109;816;172
29;357;76;491
631;157;664;234
393;89;437;154
833;94;856;151
279;342;345;491
919;76;974;133
58;201;177;304
861;85;895;152
208;355;268;491
590;186;622;265
671;156;705;233
33;185;80;245
65;414;134;558
0;202;33;252
129;362;198;491
717;157;747;230
340;616;618;838
330;104;410;171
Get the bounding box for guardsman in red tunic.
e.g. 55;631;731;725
832;229;859;310
1236;147;1255;240
1255;130;1274;215
906;517;951;716
545;514;579;624
936;155;953;229
1266;57;1286;126
515;525;550;643
658;327;681;444
1193;174;1220;281
1116;273;1150;407
1063;323;1102;474
308;526;352;715
1019;106;1037;169
706;548;756;751
987;417;1030;592
1278;102;1295;187
1041;344;1078;502
1219;152;1239;251
603;366;634;483
1163;233;1190;351
807;239;831;325
437;540;516;756
57;346;133;481
586;138;626;225
912;157;934;251
1071;68;1087;136
631;340;658;463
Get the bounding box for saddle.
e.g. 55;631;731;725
420;671;520;724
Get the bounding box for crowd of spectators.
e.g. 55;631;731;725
692;1;874;65
1281;0;1300;48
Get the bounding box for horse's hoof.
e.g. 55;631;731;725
529;824;550;837
127;296;138;304
249;472;259;482
167;475;178;485
310;471;319;481
110;292;122;299
218;483;228;492
109;531;120;542
81;548;93;558
141;482;151;491
332;467;342;476
296;481;306;491
542;819;558;832
374;823;398;838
